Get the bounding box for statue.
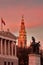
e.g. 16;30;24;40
30;36;40;54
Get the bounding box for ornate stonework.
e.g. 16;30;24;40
18;16;27;48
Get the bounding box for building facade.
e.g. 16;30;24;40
0;31;18;65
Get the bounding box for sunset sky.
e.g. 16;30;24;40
0;0;43;49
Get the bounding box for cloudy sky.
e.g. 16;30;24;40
0;0;43;49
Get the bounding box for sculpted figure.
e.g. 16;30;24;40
30;36;40;54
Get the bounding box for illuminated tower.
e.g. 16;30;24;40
18;16;27;48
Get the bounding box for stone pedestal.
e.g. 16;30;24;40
28;54;41;65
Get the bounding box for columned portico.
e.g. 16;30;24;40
0;38;17;56
0;31;18;65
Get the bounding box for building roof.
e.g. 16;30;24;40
0;31;17;40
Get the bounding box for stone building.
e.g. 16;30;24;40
0;31;18;65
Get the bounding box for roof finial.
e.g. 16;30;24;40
22;15;24;18
22;15;24;22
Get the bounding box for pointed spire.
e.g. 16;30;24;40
21;15;24;22
18;16;27;48
21;15;25;30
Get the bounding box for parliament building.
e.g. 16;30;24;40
0;30;18;65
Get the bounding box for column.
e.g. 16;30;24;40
8;41;10;55
4;40;6;55
12;42;13;56
15;41;16;56
1;38;3;55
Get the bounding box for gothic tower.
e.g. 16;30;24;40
18;16;27;48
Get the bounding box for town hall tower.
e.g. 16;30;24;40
18;16;27;48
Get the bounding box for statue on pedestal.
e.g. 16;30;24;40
30;36;40;54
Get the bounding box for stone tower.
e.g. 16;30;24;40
18;16;27;48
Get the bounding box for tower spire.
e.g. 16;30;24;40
18;16;27;48
21;16;25;31
21;15;24;22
